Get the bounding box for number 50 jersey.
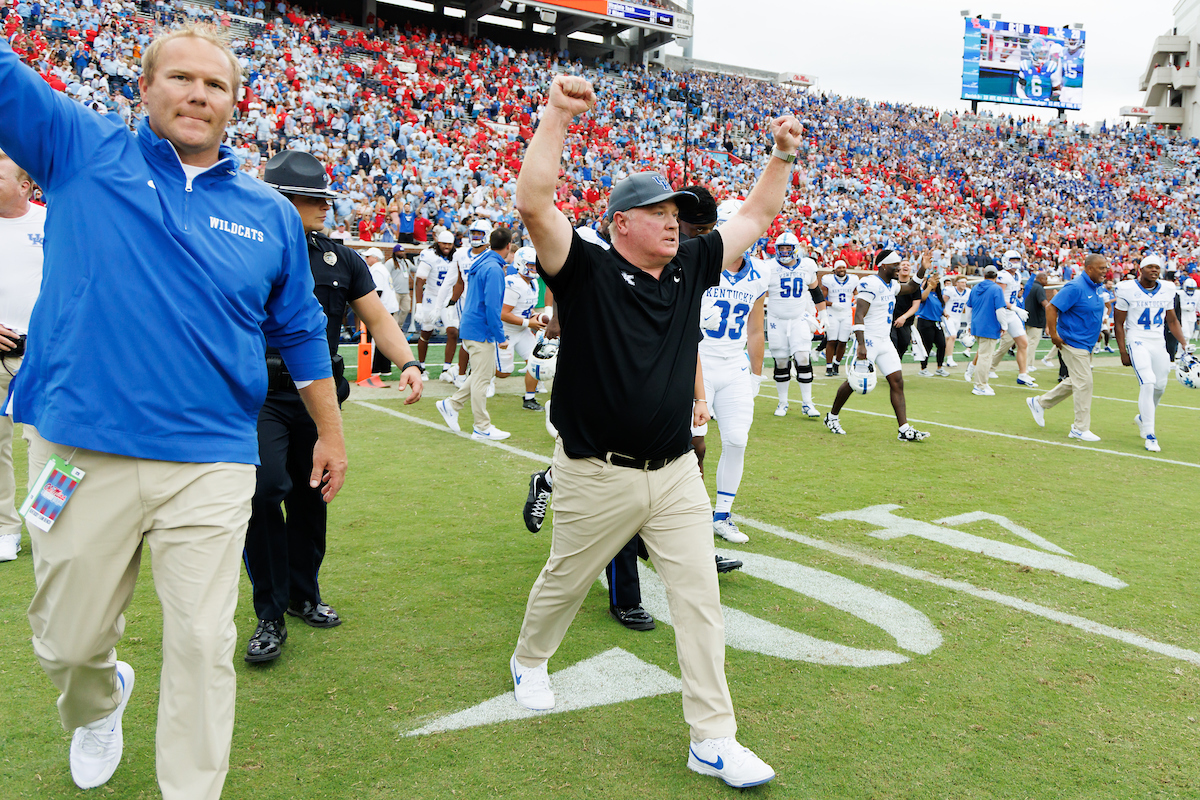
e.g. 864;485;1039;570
699;257;769;361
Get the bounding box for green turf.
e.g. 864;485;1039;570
3;350;1199;799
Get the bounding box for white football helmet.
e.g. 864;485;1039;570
529;333;559;381
716;198;744;225
513;246;538;278
775;231;800;263
1184;277;1196;294
1176;354;1200;389
847;359;877;395
1002;250;1022;269
468;219;492;248
960;332;976;348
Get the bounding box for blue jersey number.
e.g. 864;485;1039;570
1137;308;1164;329
887;300;895;321
778;278;805;298
707;301;751;339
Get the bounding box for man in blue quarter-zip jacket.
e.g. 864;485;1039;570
0;28;343;800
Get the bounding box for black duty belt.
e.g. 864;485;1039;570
606;452;683;471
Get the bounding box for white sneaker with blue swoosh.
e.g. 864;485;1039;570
687;737;775;787
510;654;554;711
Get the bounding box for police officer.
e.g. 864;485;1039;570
243;151;424;663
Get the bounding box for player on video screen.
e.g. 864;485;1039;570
1017;36;1062;104
1059;30;1085;107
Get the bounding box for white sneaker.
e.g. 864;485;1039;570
440;365;456;383
453;374;467;389
800;403;820;418
946;358;957;368
971;385;995;396
1135;413;1146;438
1145;435;1161;452
1041;356;1055;367
918;368;931;377
510;654;554;711
1017;374;1037;387
485;379;496;398
823;412;846;435
1026;396;1044;427
687;737;775;788
935;368;950;377
1068;428;1101;442
0;532;19;561
1027;364;1038;373
713;517;749;543
988;371;998;378
70;661;134;790
436;399;461;432
420;371;431;382
773;401;788;417
471;426;511;441
963;365;974;382
536;381;547;394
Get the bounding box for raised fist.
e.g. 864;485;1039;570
549;75;597;117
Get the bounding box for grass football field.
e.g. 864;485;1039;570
2;346;1199;799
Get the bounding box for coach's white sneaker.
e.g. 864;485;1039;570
963;364;974;382
800;403;820;418
1026;396;1045;427
935;367;950;377
1068;428;1101;442
971;385;995;396
436;399;461;432
1145;435;1162;452
1017;374;1037;387
918;368;931;377
988;371;998;379
1041;356;1055;367
1027;364;1038;373
486;378;496;398
472;426;511;441
70;661;134;790
0;533;19;561
510;654;554;711
773;401;788;417
687;737;775;788
713;517;749;543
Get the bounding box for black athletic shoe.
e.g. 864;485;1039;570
523;469;552;532
286;600;342;628
715;554;743;573
522;397;544;411
245;618;287;663
610;605;656;631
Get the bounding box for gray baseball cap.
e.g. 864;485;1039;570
983;265;999;278
605;172;698;219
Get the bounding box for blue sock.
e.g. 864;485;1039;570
713;511;730;522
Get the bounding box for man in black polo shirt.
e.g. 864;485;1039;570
509;74;802;789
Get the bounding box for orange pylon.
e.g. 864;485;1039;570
356;321;384;387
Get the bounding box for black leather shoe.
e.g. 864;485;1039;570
610;605;655;631
245;618;286;663
715;554;743;573
287;600;342;628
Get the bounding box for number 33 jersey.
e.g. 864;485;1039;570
699;256;769;361
1114;279;1176;344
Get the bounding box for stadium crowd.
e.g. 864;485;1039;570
5;0;1200;288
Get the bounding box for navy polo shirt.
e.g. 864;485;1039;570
1052;272;1105;350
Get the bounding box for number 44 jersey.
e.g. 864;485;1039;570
699;256;770;361
1114;279;1177;344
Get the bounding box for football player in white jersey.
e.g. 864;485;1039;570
765;232;826;417
991;250;1036;387
1180;278;1199;342
697;249;768;544
823;249;930;441
497;246;548;410
821;259;859;377
413;229;459;380
1113;255;1191;452
437;219;494;384
943;275;971;367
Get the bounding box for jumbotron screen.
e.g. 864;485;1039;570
529;1;692;37
961;18;1085;111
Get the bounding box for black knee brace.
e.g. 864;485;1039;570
774;361;791;383
795;362;813;384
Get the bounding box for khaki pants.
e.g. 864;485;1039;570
24;428;255;800
394;292;411;324
973;337;997;389
515;442;736;742
1035;344;1093;431
1025;325;1044;358
0;354;22;539
448;339;498;432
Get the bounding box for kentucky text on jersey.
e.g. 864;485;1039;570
209;216;266;242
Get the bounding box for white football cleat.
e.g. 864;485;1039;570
0;532;19;562
823;413;846;435
800;403;820;418
1017;374;1037;387
946;358;957;367
1145;435;1161;452
510;654;554;711
687;737;775;788
713;517;749;543
70;661;134;790
773;402;788;417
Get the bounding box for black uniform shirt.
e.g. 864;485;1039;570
1026;280;1048;328
540;229;724;461
304;232;377;356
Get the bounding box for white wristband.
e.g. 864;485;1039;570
522;318;529;328
851;323;865;332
